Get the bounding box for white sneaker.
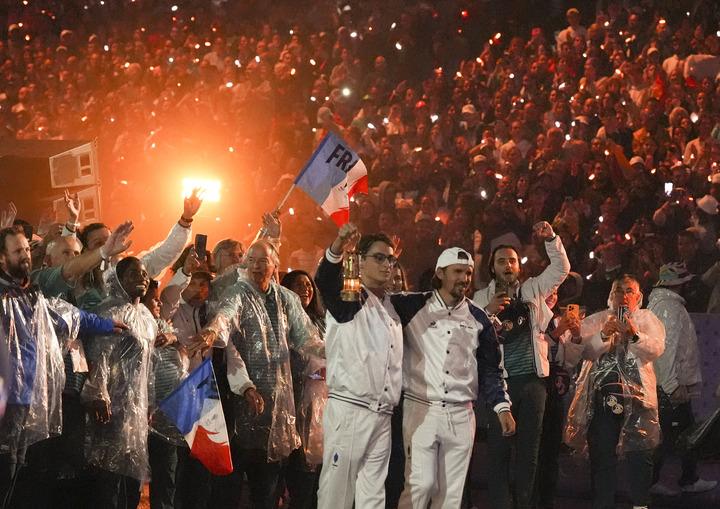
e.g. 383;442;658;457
632;506;649;509
681;478;718;493
650;482;679;496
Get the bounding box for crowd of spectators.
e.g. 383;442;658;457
2;0;720;313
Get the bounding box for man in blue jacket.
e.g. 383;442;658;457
393;247;515;509
0;226;126;508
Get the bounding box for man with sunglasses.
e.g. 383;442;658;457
393;247;515;509
315;223;403;509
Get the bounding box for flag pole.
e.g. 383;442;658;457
273;183;296;214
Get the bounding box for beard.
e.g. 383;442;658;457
449;282;468;299
6;259;30;280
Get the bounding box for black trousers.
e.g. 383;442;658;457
210;445;282;509
653;388;698;487
535;380;565;509
486;374;547;509
587;394;653;509
148;434;180;509
174;447;212;509
284;448;321;509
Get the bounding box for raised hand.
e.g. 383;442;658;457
0;202;17;229
532;221;555;242
183;188;203;220
330;222;360;255
103;221;134;258
64;189;81;222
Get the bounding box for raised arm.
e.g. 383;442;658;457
140;190;202;278
62;221;133;283
532;221;571;297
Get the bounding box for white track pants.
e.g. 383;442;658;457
398;398;476;509
317;398;392;509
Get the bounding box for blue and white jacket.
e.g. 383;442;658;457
315;249;403;415
391;290;511;413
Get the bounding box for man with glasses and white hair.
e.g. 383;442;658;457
315;223;403;509
197;238;320;509
565;274;665;509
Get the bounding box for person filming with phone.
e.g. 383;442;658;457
473;220;570;509
565;275;665;509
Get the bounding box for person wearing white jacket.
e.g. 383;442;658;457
647;262;716;496
473;221;570;509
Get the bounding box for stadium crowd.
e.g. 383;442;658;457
2;0;720;508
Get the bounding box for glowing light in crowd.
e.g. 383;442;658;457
182;178;221;202
290;68;296;75
395;42;403;51
625;233;631;240
350;31;357;38
434;216;441;222
309;59;316;66
255;55;260;63
588;174;595;181
521;257;528;265
690;112;699;123
383;117;389;125
367;122;375;129
589;251;595;259
509;73;515;79
289;208;295;216
598;216;604;223
391;22;397;30
120;180;128;185
204;41;211;47
430;114;439;123
171;5;178;12
168;57;174;63
234;59;241;67
215;217;221;222
461;10;469;19
480;190;488;199
565;134;571;141
310;96;317;102
103;44;109;51
225;82;233;88
495;173;503;180
342;87;351;97
554;121;561;128
227;147;234;153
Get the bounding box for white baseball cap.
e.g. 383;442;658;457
436;247;474;270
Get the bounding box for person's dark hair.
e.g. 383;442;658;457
280;270;325;322
12;219;32;240
116;256;141;281
612;273;640;287
79;222;108;250
146;279;159;293
677;229;697;243
190;271;213;285
488;244;520;278
0;226;25;253
171;245;193;273
357;233;394;255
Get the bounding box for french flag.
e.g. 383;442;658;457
158;358;233;475
295;131;369;226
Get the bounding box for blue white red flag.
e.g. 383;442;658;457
295;131;368;226
158;358;233;475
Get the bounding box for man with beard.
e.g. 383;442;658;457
393;247;515;508
473;221;570;509
81;256;158;508
0;226;127;508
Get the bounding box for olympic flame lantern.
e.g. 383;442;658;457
341;251;361;301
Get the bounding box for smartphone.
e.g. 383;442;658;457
664;182;673;196
566;304;580;321
617;305;628;323
195;233;208;260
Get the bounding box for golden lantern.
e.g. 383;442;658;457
341;251;361;301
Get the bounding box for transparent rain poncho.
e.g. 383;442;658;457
565;308;665;455
296;346;327;466
210;277;323;462
0;288;82;458
81;272;157;481
149;318;188;446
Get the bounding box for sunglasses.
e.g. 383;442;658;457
363;252;398;266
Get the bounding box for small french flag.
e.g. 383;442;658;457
158;358;233;475
295;131;369;226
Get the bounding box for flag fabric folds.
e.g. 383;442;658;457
294;131;368;226
157;357;233;475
